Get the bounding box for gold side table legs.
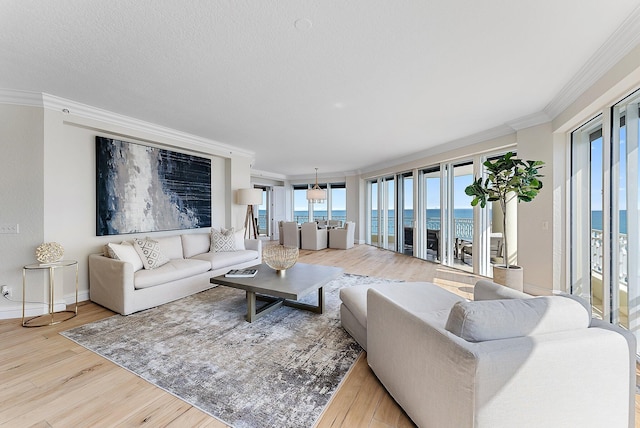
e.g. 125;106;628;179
22;260;79;327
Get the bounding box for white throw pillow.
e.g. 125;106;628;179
211;227;244;252
233;228;246;251
132;238;170;270
106;242;144;272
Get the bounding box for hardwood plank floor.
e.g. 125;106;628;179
0;243;637;427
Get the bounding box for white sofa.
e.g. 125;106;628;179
340;280;636;428
89;232;261;315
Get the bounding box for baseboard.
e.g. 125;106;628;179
0;290;90;320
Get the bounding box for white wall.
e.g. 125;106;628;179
345;175;362;242
0;105;45;318
0;101;253;320
516;122;555;294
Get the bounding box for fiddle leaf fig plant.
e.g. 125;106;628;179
464;152;544;269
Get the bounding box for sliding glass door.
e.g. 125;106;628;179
398;173;414;256
420;167;441;262
367;176;396;250
571;120;606;318
571;89;640;353
451;161;475;272
614;96;640;339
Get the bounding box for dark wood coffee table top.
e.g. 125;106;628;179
211;262;343;300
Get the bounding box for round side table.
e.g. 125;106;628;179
22;260;79;327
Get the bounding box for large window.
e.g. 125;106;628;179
256;186;269;237
421;167;441;262
365;154;506;276
367;176;395;251
452;161;475;272
292;182;346;224
571;89;640;353
293;185;309;223
399;173;414;256
330;184;347;225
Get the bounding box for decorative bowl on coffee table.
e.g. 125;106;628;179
263;245;298;275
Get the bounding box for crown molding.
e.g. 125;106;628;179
250;169;287;181
506;111;552;131
0;88;44;107
544;5;640;119
0;89;255;159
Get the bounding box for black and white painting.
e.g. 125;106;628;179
96;136;211;236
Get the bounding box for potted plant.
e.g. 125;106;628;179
464;152;544;290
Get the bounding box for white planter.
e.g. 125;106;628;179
492;265;524;292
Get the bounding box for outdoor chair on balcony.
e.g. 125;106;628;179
426;229;440;260
460;233;503;265
403;226;414;255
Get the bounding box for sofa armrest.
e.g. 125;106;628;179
88;253;135;315
590;318;637;428
244;239;262;260
367;288;634;428
367;288;478;428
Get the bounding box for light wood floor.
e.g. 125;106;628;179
0;244;637;427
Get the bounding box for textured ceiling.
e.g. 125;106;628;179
2;1;640;177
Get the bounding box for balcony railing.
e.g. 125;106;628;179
257;214;348;233
591;229;628;286
372;217;474;241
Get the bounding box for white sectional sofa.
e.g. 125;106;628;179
340;279;636;428
89;231;261;315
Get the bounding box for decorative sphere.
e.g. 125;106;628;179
263;245;298;272
35;242;64;264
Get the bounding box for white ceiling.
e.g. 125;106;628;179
2;1;640;178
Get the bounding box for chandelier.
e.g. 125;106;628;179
306;168;327;203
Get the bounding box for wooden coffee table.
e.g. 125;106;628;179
211;263;343;322
211;263;342;322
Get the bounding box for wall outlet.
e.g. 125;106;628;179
1;286;10;297
0;224;19;234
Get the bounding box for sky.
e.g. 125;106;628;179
293;187;346;211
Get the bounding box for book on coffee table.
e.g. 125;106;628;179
225;268;258;278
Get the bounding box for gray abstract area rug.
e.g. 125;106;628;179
61;273;400;428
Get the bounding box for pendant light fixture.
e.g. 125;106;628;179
306;168;327;203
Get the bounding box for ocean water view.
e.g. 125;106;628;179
591;211;627;234
260;210;623;237
259;209;475;238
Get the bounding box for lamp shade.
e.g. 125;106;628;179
306;188;327;203
237;188;263;205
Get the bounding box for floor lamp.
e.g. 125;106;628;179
237;188;263;239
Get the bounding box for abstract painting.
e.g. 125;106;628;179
96;136;211;236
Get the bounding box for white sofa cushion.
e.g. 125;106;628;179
181;232;211;258
134;259;212;289
106;242;143;272
340;282;465;330
154;235;184;260
193;250;258;270
445;296;590;342
132;238;170;270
